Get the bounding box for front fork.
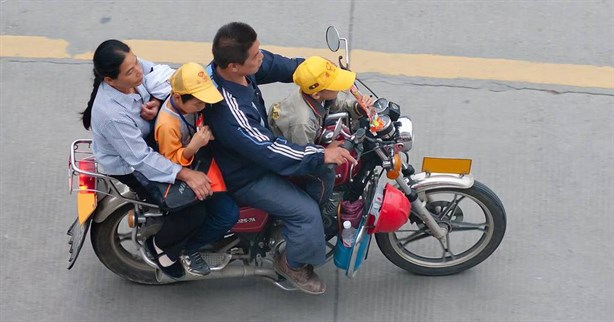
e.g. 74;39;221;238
394;175;449;239
375;146;449;240
374;143;448;239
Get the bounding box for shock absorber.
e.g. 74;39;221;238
395;177;448;239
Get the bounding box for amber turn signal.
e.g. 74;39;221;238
386;153;402;179
127;209;135;228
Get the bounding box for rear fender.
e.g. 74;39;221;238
409;172;474;193
92;181;134;223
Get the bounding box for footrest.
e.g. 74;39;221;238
201;253;232;271
269;276;298;292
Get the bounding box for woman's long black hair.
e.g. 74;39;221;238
81;40;130;130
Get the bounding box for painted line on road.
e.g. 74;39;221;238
2;35;613;89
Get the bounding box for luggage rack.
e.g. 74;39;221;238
68;139;158;209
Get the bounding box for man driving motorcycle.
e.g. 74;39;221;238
203;22;356;295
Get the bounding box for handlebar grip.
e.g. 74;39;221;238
340;139;354;151
326;140;354;170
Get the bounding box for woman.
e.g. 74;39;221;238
81;39;213;279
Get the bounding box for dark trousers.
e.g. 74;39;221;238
155;202;209;261
299;164;336;206
112;173;210;261
231;173;326;268
184;192;239;252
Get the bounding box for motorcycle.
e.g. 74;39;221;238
66;26;506;288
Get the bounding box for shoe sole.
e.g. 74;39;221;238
273;262;326;295
181;254;211;277
183;265;211;277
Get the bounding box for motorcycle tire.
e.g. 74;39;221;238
375;180;506;276
90;204;160;284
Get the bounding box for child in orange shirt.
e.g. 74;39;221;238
155;62;239;276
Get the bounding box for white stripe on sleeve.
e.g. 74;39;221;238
223;89;268;142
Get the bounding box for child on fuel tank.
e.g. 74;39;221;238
268;56;372;233
154;62;239;276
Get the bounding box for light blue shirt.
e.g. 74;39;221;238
91;59;181;183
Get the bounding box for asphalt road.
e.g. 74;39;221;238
1;1;613;322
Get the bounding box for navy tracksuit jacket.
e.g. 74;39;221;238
204;50;324;192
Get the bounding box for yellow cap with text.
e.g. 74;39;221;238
293;56;356;94
170;62;223;103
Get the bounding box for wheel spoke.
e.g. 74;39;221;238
397;230;430;247
450;221;487;232
439;236;456;262
384;184;505;271
440;194;465;219
395;228;423;233
118;232;132;242
440;250;456;262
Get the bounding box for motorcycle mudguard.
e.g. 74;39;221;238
66;216;92;269
92;183;135;224
410;172;474;193
66;186;133;269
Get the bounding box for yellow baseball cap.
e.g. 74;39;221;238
293;56;356;95
170;62;223;103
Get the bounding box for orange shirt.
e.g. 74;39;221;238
155;101;195;166
155;99;226;192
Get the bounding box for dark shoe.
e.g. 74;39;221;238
182;251;211;276
144;237;185;279
273;253;326;295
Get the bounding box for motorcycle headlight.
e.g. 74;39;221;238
375;115;395;139
396;117;413;152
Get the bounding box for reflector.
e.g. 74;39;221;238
422;157;472;175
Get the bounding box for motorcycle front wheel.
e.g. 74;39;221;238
375;180;506;276
90;204;161;284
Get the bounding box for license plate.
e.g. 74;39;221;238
422;157;472;175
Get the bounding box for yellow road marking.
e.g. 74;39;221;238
2;35;613;89
1;35;71;59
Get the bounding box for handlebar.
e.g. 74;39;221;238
326;140;353;171
325;128;366;170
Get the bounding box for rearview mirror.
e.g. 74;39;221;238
326;26;340;52
331;117;343;139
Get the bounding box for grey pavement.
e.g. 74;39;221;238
1;1;613;322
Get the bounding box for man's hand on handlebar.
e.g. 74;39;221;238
176;168;212;200
327;140;344;148
324;145;357;166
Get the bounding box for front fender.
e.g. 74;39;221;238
409;172;474;193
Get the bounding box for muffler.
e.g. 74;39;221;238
155;264;278;283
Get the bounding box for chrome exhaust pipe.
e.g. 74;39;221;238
156;265;278;283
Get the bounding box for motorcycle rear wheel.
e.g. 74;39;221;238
375;180;506;276
90;204;161;284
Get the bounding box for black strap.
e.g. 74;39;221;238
169;96;197;136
